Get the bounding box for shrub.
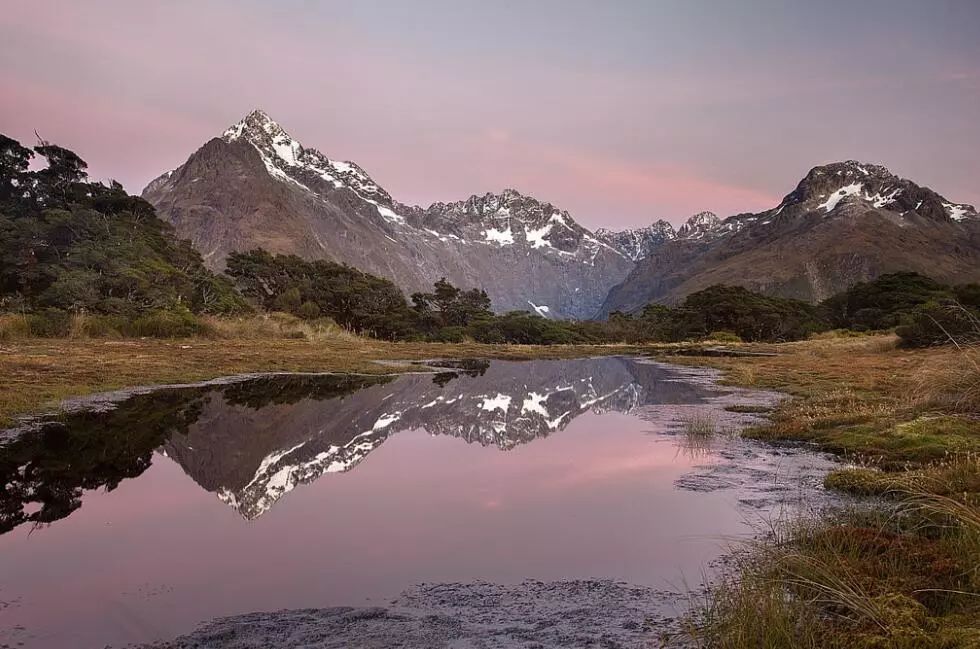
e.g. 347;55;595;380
675;285;825;342
296;300;321;320
24;308;72;337
0;313;30;340
129;308;209;338
895;301;980;348
706;330;742;343
821;272;956;331
428;326;468;343
67;312;125;338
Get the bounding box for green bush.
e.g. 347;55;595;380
226;250;417;340
24;309;72;337
821;272;956;331
428;326;468;343
297;300;321;320
129;308;210;338
707;330;743;343
895;301;980;348
467;312;594;345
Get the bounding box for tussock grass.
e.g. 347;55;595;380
0;313;30;340
912;345;980;414
199;313;361;342
678;410;720;458
688;495;980;648
825;454;980;499
684;410;718;438
674;333;980;648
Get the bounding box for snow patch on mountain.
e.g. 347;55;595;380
484;226;514;245
818;182;864;212
944;202;975;222
528;301;550;317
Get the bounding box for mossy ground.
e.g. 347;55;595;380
669;336;980;647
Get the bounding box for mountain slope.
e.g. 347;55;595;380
600;161;980;314
143;110;645;318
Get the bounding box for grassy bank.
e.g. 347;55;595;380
669;335;980;647
0;316;654;427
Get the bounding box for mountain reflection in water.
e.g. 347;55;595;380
1;357;720;530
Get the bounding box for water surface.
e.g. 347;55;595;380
0;357;834;648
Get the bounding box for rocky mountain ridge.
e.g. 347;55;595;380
600;160;980;313
143;110;980;318
144;110;684;319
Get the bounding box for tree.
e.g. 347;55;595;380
0;133;250;319
0;134;33;211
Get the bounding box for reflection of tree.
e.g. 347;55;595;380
431;372;457;387
0;374;390;535
221;374;392;409
0;390;206;534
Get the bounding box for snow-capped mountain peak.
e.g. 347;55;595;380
767;159;978;223
594;220;677;261
221;109;401;222
676;211;723;240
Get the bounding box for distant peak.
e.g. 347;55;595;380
222;109;291;143
676;211;723;240
245;108;272;121
684;211;720;226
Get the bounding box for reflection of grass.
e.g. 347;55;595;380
667;335;980;647
684;411;718;438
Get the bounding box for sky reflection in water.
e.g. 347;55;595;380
0;357;819;649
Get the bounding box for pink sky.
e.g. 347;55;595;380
2;1;978;228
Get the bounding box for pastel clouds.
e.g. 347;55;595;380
1;0;978;229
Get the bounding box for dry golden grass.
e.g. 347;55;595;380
0;334;655;427
911;344;980;414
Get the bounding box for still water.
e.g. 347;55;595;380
0;357;834;648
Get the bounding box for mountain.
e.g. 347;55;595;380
600;160;980;314
143;110;655;319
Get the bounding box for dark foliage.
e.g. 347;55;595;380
0;134;249;322
817;272;980;347
895;301;980;347
820;272;957;331
411;278;493;332
225;249;418;339
0;374;389;534
610;286;825;343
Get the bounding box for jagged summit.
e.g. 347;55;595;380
143;109;638;319
771;159;977;223
676;211;722;240
219;109;398;218
594;220;676;261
